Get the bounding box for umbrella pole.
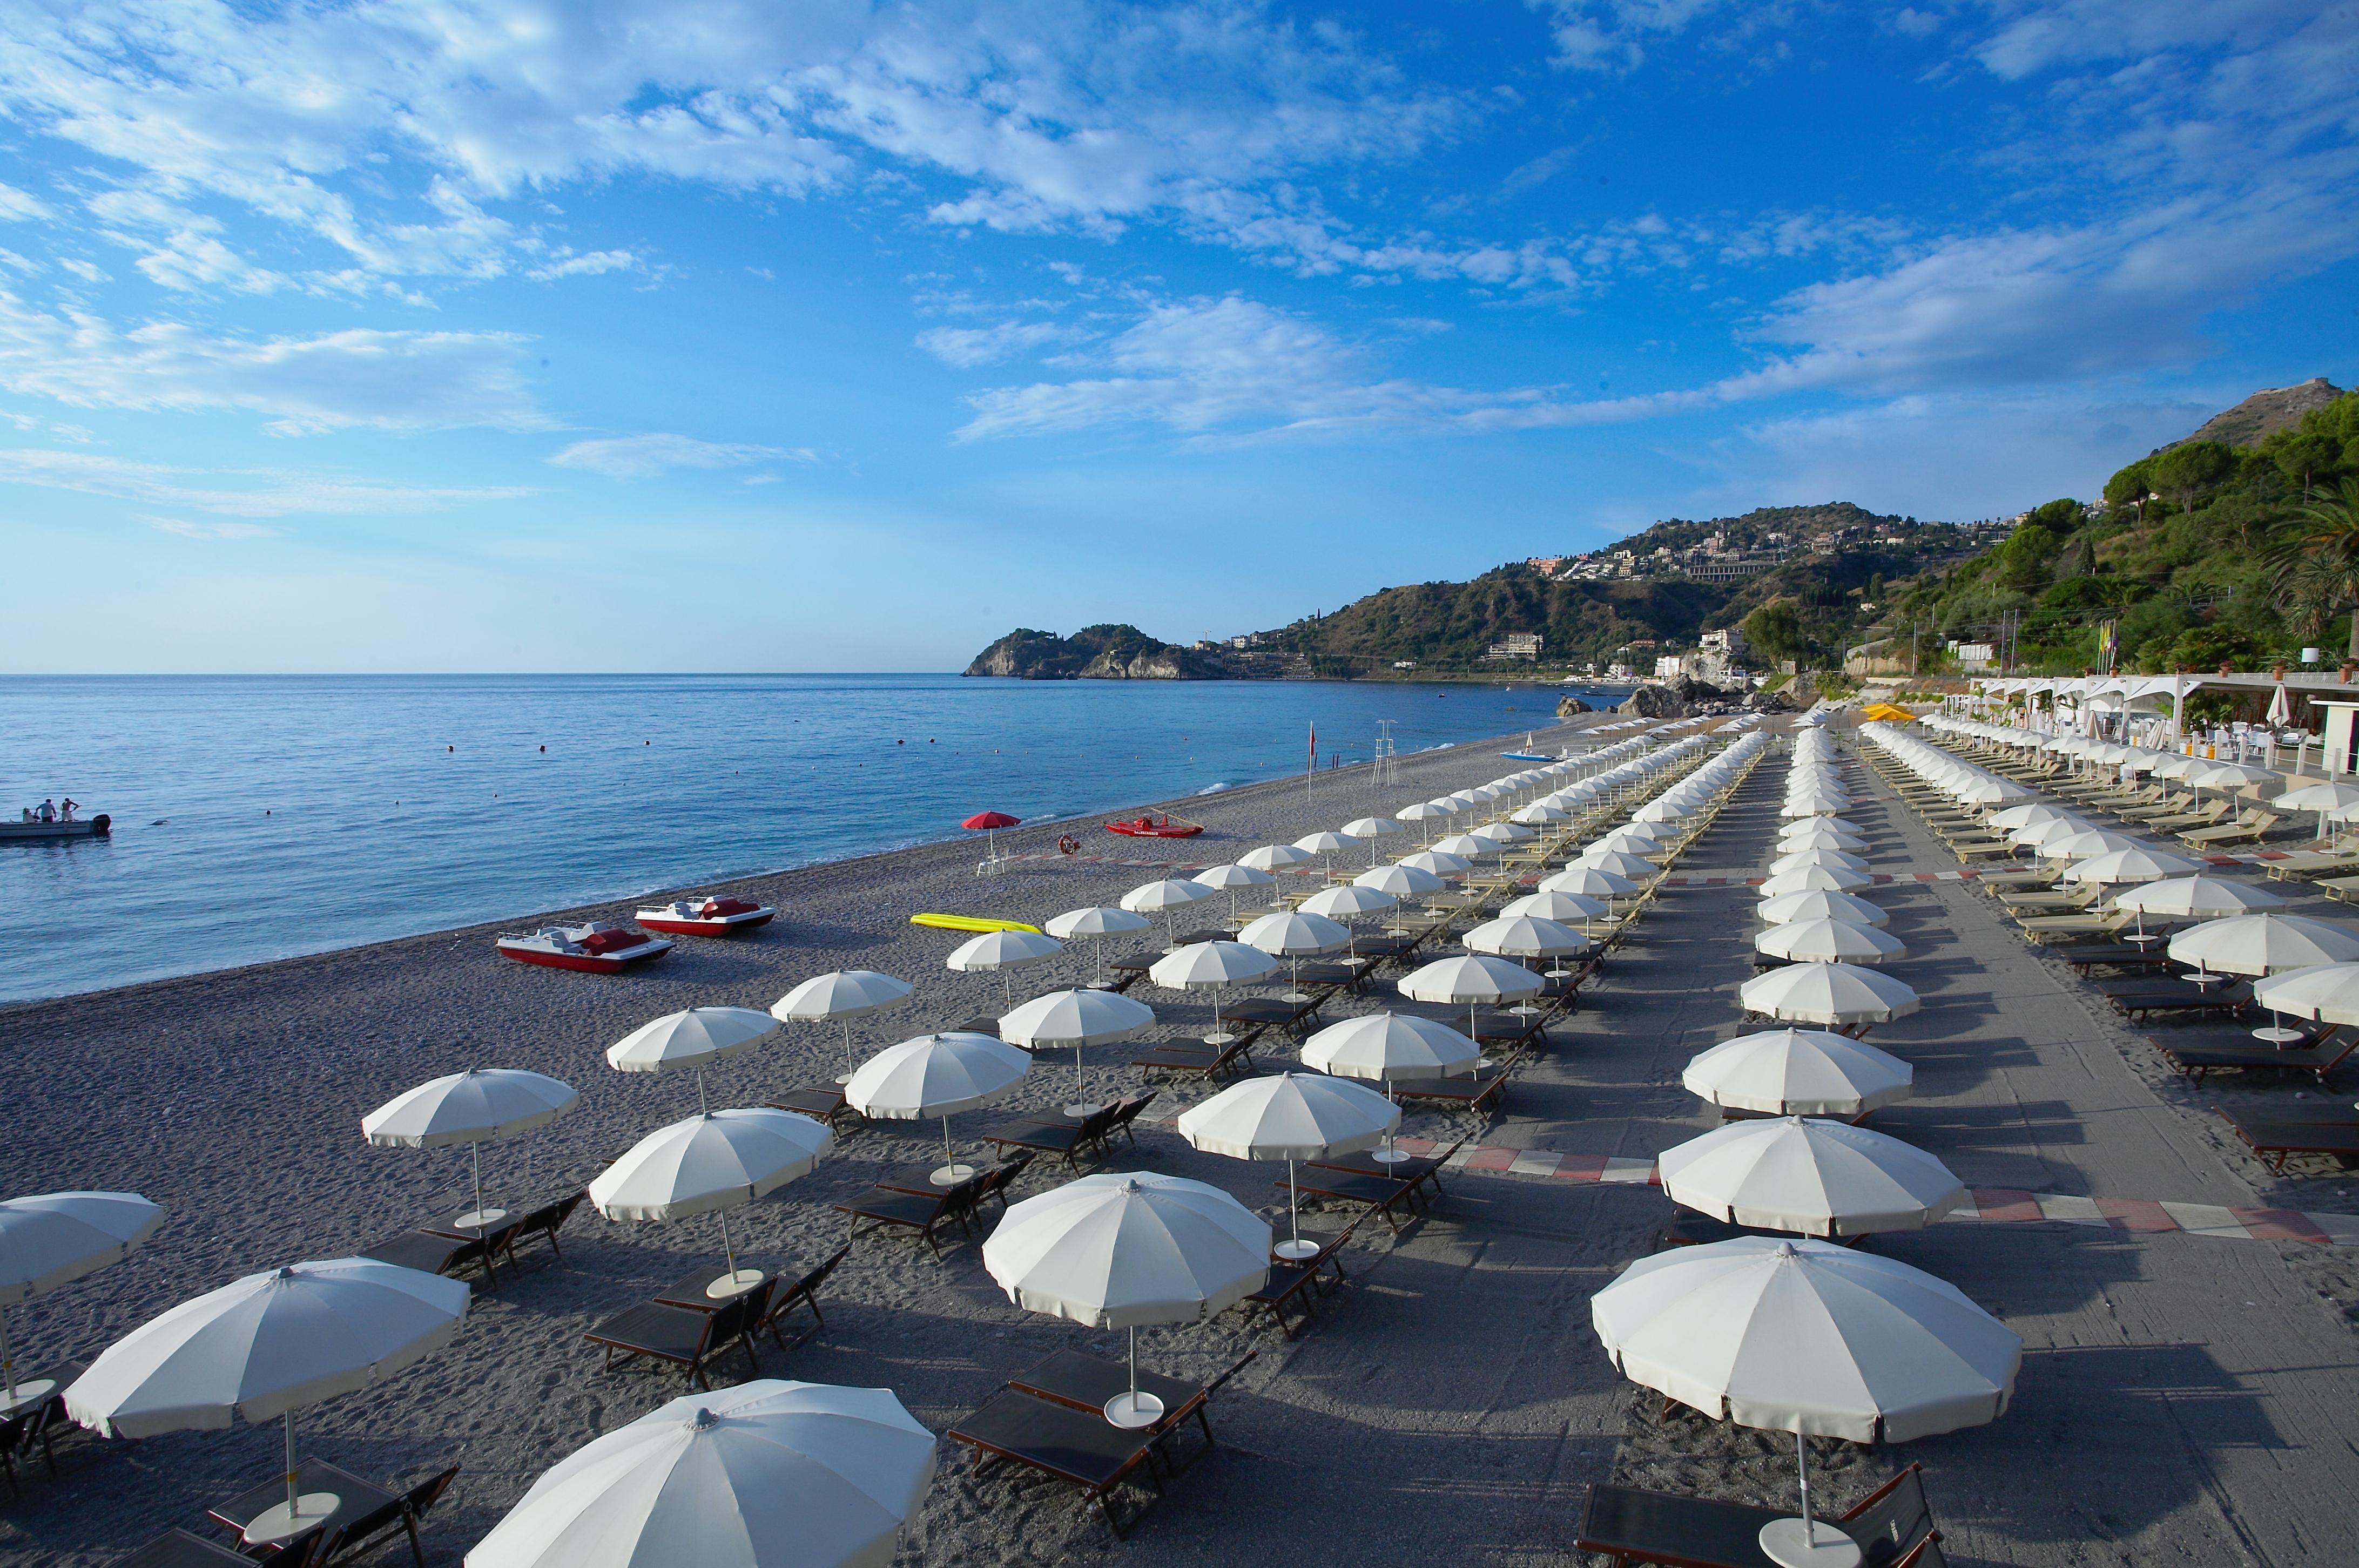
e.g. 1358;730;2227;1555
841;1020;855;1079
696;1066;709;1115
1075;1043;1087;1100
285;1410;300;1521
1288;1159;1302;1252
717;1205;740;1284
1794;1429;1818;1544
1;1307;13;1407
470;1142;487;1236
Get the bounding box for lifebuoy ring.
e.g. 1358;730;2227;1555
1057;834;1081;856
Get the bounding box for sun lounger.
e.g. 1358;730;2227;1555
2052;942;2180;975
318;1463;458;1568
112;1530;277;1567
981;1101;1122;1170
2181;808;2280;847
2220;1110;2359;1172
1281;1166;1428;1232
2106;980;2252;1023
767;1086;864;1130
2147;800;2233;833
2161;1032;2353;1085
1133;1031;1261;1080
835;1165;999;1255
757;1243;850;1349
2317;875;2359;904
583;1280;772;1390
947;1389;1179;1537
1241;1216;1362;1336
359;1229;477;1277
1575;1464;1945;1568
509;1189;588;1261
2018;909;2145;941
2263;839;2359;878
2119;791;2196;821
2001;884;2103;914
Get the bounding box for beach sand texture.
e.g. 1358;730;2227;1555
4;715;2357;1565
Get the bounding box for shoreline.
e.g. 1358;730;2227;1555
0;726;1581;1021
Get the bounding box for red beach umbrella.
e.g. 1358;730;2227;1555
964;810;1021;864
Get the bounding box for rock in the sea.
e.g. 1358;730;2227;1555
965;624;1229;679
1555;695;1593;718
1615;677;1725;720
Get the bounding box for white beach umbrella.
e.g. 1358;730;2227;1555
1303;1012;1479;1163
1756;888;1888;928
1509;803;1571;827
1398;952;1545;1040
1239;843;1316;872
1148;939;1279;1044
2108;875;2286;917
982;1173;1268;1427
68;1258;468;1536
2061;846;2208;886
1768;848;1869;877
1502;889;1611;926
2007;815;2091;849
1239;908;1352;1001
1121;877;1218;948
998;988;1156;1108
2252;963;2359;1026
1431;833;1493;860
946;928;1064;1005
1397;800;1452;842
1681;1030;1913;1118
1954;777;2030;805
1590;1237;2020;1443
1777;822;1867;851
363;1067;580;1235
1046;904;1154;984
772;971;915;1082
1474;819;1535;843
1462;914;1591;959
1986;802;2072;831
2039;828;2140;861
1398;849;1473;880
1757;864;1872;897
1541;866;1639;898
2167;913;2359;977
2279;781;2359;835
1356;863;1444;900
608;1007;777;1111
1177;1073;1396;1260
591;1109;833;1293
1342;817;1404;866
1740;963;1919;1028
1194;862;1278;918
845;1033;1030;1185
466;1379;934;1568
1754;918;1905;966
1659;1118;1965;1237
1299;883;1398;950
0;1192;164;1411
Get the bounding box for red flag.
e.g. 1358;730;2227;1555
1307;721;1316;769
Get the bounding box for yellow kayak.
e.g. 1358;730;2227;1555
909;913;1043;935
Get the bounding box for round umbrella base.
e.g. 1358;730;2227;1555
1757;1519;1859;1568
930;1163;978;1187
1104;1391;1164;1429
1064;1103;1099;1118
1475;1056;1496;1070
1282;991;1313;1004
705;1268;766;1299
2253;1026;2308;1045
1507;1004;1544;1016
1203;1031;1239;1045
452;1207;507;1231
1544;969;1573;979
834;1072;853;1084
1273;1238;1320;1261
1370;1148;1412;1165
245;1497;346;1548
0;1378;56;1415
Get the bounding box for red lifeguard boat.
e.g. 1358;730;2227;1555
636;895;777;936
1103;813;1204;839
495;920;675;973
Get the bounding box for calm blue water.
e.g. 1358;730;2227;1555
0;675;1627;1003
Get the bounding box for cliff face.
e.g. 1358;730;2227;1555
964;624;1229;679
2169;377;2345;450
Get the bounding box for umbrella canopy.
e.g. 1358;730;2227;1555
1541;866;1639;898
1192;863;1275;891
67;1258;469;1437
1300;884;1397;921
2167;913;2359;976
1756;888;1888;928
1342;817;1403;841
1575;850;1660;879
2108;876;2286;916
607;1010;778;1074
1046;906;1153;939
1398;954;1545;1006
363;1067;582;1238
1302;1012;1479;1082
1590;1237;2021;1442
1768;848;1869;876
1777;823;1868;852
961;811;1020;830
1356;863;1444;898
1658;1118;1964;1236
1237;910;1350;956
2252;963;2359;1025
771;972;913;1024
844;1035;1030;1120
1757;865;1873;897
1292;830;1359;855
1239;844;1316;871
2280;781;2359;814
1397;850;1473;878
946;929;1063;971
1681;1030;1912;1117
590;1110;833;1221
1176;1073;1397;1161
1754;918;1905;966
1148;940;1280;990
2038;828;2141;861
1502;890;1610;923
982;1172;1270;1329
2007;816;2091;849
1986;802;2073;830
466;1379;934;1568
1462;915;1592;958
1740;963;1920;1026
0;1192;165;1308
997;989;1155;1048
1119;878;1216;914
1430;834;1493;859
2061;847;2209;886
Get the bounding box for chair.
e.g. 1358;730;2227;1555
836;1167;992;1255
583;1280;772;1389
2182;807;2279;847
320;1464;459;1567
1841;1463;1937;1568
980;1105;1121;1171
441;1216;525;1293
509;1190;588;1261
1241;1215;1362;1337
757;1245;851;1349
1132;1033;1257;1082
111;1528;288;1566
767;1087;864;1130
972;1150;1035;1214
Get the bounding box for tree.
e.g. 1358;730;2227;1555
2146;441;2237;510
2104;458;2155;521
2268;430;2343;501
1740;599;1809;666
2266;479;2359;659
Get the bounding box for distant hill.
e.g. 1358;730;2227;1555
962;624;1230;679
2165;378;2344;451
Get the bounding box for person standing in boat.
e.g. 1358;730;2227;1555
35;798;56;822
58;798;78;821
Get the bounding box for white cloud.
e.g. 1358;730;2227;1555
547;432;807;478
0;292;551;433
0;182;53;220
1528;0;1750;73
526;248;639;280
916;320;1072;368
0;447;531;515
144;515;278;538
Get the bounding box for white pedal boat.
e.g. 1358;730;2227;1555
635;894;776;936
495;920;674;973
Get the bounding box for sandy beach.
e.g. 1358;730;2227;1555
6;713;2359;1566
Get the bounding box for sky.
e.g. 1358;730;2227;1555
1;0;2354;673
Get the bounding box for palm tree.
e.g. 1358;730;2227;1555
2268;481;2359;658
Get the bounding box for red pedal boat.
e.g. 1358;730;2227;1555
1104;814;1204;839
636;895;777;936
495;920;675;973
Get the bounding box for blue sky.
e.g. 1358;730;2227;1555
1;0;2353;672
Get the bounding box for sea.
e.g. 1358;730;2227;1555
0;674;1632;1003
